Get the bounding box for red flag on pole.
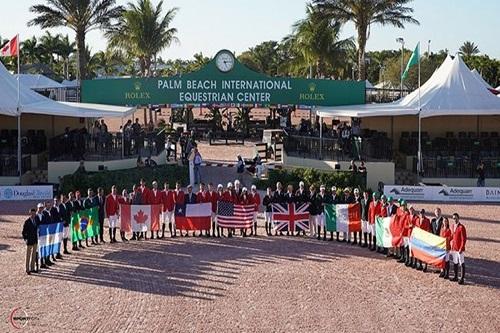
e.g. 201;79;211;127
0;35;19;57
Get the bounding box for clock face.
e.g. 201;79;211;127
215;51;235;72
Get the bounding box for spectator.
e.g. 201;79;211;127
358;160;367;174
166;135;176;162
193;147;203;184
123;120;133;156
136;156;145;168
476;161;485;187
236;155;245;181
349;160;358;173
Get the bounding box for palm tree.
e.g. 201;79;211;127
20;36;43;64
29;0;123;80
106;0;178;77
459;41;480;57
313;0;419;80
56;35;76;79
286;5;354;78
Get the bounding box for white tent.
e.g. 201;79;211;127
61;79;79;88
470;69;492;89
14;74;64;90
317;55;500;118
0;61;135;118
365;80;374;89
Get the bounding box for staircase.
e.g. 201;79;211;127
395;169;419;185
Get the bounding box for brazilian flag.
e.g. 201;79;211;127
71;207;100;242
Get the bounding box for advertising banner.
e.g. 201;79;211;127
0;185;53;201
384;185;500;203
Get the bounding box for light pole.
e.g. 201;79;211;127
396;37;405;98
427;40;431;57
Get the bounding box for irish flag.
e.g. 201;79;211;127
324;203;361;233
120;204;161;232
376;215;405;248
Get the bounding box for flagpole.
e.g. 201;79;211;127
16;34;22;183
417;42;422;179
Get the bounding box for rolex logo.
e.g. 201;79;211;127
134;81;142;91
308;83;316;92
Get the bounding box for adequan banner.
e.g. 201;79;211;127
384;185;500;202
0;185;53;201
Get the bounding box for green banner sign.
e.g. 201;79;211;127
82;50;365;107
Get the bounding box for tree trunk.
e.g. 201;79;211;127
76;29;86;80
356;25;368;81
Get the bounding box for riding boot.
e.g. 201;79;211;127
398;246;406;263
458;264;465;284
336;232;340;241
161;223;166;238
317;227;321;240
109;228;114;243
112;228;117;242
121;231;128;241
370;236;376;251
362;233;368;247
329;232;334;241
450;264;459;281
150;231;155;239
323;229;326;241
443;261;450;279
254;222;257;236
405;247;411;266
63;239;70;254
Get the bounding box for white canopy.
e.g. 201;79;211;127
0;61;135;118
14;74;64;90
317;55;500;118
61;79;79;87
470;69;493;89
365;80;374;89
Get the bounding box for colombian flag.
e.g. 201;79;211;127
410;227;447;268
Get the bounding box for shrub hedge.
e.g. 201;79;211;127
60;165;189;195
253;168;367;193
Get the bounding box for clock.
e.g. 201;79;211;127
215;50;235;73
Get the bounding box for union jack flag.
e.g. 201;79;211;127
217;202;255;228
272;202;310;232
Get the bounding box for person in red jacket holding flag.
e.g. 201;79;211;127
138;178;151;240
173;182;185;237
149;181;163;239
216;184;226;237
105;185;120;243
162;182;175;238
250;185;260;236
416;209;431;271
439;217;452;279
368;192;381;251
196;183;211;237
450;213;467;284
117;189;130;242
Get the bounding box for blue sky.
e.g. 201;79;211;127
1;0;499;60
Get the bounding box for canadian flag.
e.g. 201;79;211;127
0;35;19;57
120;204;161;232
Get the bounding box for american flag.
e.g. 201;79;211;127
272;203;310;232
216;202;255;228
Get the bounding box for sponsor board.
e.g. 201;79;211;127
0;185;53;201
384;185;500;202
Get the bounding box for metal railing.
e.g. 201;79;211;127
422;156;500;178
283;135;393;161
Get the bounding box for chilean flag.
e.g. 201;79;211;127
175;203;212;231
1;35;19;57
120;204;161;232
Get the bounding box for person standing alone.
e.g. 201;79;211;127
22;208;39;275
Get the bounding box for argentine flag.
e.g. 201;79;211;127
38;222;64;257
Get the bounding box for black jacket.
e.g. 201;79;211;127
308;192;318;215
431;216;443;235
294;190;308;204
284;192;295;203
185;192;197;204
83;196;97;209
96;195;105;221
262;195;273;212
272;191;285;204
360;198;370;221
316;193;329;214
22;217;38;245
50;206;62;223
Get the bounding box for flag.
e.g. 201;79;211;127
272;202;310;232
0;35;18;57
38;222;64;257
174;203;211;230
375;215;405;248
401;42;420;80
120;204;161;232
410;227;447;268
216;202;254;229
70;207;99;242
324;203;361;233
